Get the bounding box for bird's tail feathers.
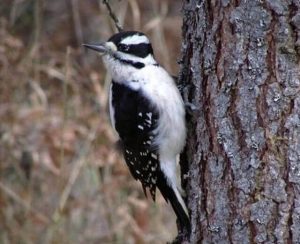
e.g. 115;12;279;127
157;170;190;232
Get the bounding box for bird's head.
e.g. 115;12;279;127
83;31;157;72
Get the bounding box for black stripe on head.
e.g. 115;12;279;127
112;52;145;69
120;59;145;69
108;31;144;44
118;43;153;58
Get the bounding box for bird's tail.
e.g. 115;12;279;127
157;170;191;232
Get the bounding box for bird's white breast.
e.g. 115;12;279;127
134;65;186;158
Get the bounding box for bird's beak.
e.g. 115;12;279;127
83;42;117;56
82;43;108;54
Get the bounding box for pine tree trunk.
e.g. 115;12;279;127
179;0;300;243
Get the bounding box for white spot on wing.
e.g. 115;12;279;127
146;112;152;120
138;125;144;130
151;153;157;159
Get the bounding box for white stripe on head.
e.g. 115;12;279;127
121;34;150;45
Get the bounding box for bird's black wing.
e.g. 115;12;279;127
111;81;160;200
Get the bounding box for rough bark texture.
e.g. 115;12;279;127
179;0;300;243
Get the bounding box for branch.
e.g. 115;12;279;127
102;0;123;32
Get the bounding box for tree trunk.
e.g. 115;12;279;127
179;0;300;243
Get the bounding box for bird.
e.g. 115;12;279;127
83;31;190;232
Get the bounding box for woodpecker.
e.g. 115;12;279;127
83;31;190;231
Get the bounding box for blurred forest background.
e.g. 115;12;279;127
0;0;183;243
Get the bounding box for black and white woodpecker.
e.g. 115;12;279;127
83;31;190;231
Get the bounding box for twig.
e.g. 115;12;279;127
60;46;71;174
71;0;83;46
0;181;49;224
102;0;123;32
44;125;98;244
128;0;141;30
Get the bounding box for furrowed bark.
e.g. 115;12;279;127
179;0;300;243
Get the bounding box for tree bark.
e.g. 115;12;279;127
179;0;300;243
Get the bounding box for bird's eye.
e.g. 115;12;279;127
118;44;130;52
